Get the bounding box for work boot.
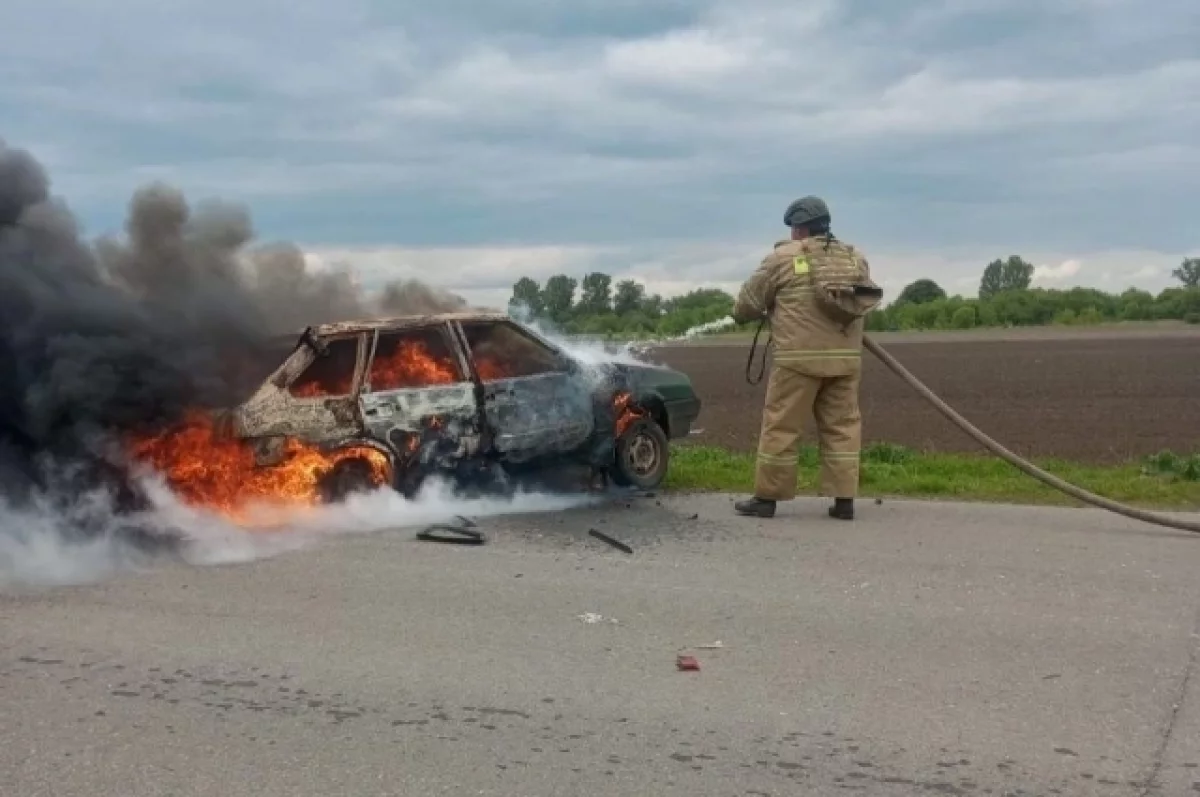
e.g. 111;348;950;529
735;497;776;518
828;498;854;521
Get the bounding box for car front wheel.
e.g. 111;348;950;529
612;417;669;490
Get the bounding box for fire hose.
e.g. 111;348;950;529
746;321;1200;534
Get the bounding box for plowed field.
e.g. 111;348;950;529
651;326;1200;464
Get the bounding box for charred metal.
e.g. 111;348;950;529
224;313;701;500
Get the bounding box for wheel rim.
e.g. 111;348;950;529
624;431;660;476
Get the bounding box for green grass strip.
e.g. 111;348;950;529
664;442;1200;509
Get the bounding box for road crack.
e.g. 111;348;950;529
1138;605;1200;796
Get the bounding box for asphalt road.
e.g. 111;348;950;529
3;493;1200;796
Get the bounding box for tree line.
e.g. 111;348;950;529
508;256;1200;338
509;274;734;338
871;255;1200;332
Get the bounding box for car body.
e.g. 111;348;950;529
226;312;701;498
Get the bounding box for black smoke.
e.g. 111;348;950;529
0;140;470;509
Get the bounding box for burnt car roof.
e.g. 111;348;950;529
264;311;518;347
312;311;512;336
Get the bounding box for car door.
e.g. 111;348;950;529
356;322;481;456
236;330;369;444
454;319;595;462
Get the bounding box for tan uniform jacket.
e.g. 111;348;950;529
731;237;872;378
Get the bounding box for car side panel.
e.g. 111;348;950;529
481;372;595;462
356;324;482;460
359;383;481;457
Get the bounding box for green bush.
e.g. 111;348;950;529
950;306;976;329
1142;451;1200;482
865;286;1200;333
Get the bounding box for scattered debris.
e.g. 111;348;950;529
577;613;619;625
875;498;883;505
588;528;634;554
697;641;725;650
676;655;700;672
416;520;485;545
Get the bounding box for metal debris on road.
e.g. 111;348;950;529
676;655;700;672
696;641;725;649
416;521;485;545
588;528;634;554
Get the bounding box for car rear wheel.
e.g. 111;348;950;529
612;418;669;490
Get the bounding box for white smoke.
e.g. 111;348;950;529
0;491;153;589
504;302;656;377
677;315;737;339
0;474;596;590
560;314;738;365
505;300;738;368
182;477;595;568
505;301;668;371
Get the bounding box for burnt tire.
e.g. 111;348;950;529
612;418;670;490
318;456;381;504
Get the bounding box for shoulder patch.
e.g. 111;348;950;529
793;256;810;275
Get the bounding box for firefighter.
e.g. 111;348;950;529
730;195;877;521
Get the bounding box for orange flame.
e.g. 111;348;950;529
475;359;506;381
613;391;647;437
289;339;511;398
292;377;350;398
370;339;458;390
126;411;391;521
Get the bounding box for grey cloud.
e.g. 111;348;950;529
1;0;1195;288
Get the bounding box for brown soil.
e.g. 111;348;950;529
651;331;1200;464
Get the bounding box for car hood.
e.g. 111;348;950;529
603;361;696;402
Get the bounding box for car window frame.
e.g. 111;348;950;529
283;331;367;400
360;321;473;394
455;319;574;381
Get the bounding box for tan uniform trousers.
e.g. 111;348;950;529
754;364;862;501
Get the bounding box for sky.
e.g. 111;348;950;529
3;0;1197;310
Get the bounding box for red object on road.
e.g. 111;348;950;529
676;655;700;671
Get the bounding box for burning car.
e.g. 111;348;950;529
206;312;700;503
